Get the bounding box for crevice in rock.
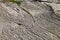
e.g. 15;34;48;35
16;23;22;25
33;0;52;3
20;7;35;23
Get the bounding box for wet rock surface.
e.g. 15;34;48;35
0;0;60;40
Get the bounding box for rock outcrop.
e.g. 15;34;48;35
0;0;60;40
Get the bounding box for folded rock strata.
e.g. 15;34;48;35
0;0;60;40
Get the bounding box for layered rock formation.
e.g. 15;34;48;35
0;0;60;40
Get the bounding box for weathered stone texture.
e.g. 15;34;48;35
0;0;60;40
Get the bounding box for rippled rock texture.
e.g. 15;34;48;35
0;0;60;40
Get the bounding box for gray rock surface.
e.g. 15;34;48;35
0;0;60;40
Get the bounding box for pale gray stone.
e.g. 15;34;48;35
0;0;60;40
